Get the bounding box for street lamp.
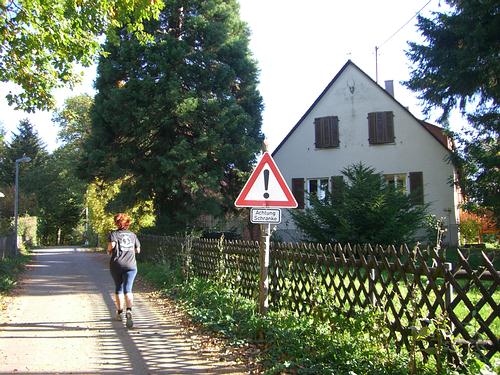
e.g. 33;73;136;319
14;156;31;255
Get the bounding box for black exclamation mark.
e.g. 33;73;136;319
263;169;270;199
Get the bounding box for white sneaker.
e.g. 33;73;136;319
126;310;133;328
115;311;123;321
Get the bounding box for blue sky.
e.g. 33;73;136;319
0;0;463;153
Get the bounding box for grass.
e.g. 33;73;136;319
272;265;500;340
139;259;494;374
0;254;31;294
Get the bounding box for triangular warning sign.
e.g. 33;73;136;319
235;152;298;208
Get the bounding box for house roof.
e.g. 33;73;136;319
272;59;453;156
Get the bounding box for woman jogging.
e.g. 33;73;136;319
107;213;140;328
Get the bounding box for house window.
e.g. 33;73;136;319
368;111;395;144
384;172;424;205
307;178;329;207
384;173;407;192
315;116;339;148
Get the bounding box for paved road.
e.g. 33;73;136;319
0;248;245;374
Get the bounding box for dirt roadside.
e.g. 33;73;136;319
0;247;253;374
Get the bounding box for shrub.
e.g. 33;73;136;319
0;254;30;293
459;218;481;244
291;163;429;245
139;260;482;374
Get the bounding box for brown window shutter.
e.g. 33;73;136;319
385;111;395;142
376;112;386;143
292;178;305;209
329;116;339;147
368;111;394;144
314;118;326;148
330;175;344;203
321;118;328;146
409;172;424;205
316;116;339;148
368;112;376;143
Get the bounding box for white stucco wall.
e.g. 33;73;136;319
273;63;459;245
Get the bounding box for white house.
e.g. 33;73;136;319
272;60;461;246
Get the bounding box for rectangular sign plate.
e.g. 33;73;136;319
250;208;281;224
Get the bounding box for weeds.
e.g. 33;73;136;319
139;259;496;374
0;254;30;294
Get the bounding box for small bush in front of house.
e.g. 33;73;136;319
291;162;429;245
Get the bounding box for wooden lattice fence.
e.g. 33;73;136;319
139;234;499;362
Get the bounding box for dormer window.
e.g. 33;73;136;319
368;111;395;144
314;116;339;148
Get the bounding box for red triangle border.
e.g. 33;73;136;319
234;152;298;208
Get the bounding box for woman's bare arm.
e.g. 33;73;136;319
107;241;115;254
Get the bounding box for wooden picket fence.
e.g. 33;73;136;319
0;233;16;259
139;234;499;363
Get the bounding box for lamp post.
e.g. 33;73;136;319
14;156;31;255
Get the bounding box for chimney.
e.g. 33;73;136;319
384;80;394;97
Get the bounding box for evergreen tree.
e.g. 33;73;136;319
0;119;48;217
81;0;264;233
34;95;96;244
1;119;48;187
36;148;85;245
291;163;429;245
404;0;499;221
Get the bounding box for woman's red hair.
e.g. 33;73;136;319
114;213;131;230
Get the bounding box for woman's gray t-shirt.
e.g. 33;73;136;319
108;230;140;270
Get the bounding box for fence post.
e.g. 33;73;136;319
367;244;377;307
370;268;377;306
182;235;193;280
444;261;454;332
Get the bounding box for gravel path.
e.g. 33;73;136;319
0;247;246;374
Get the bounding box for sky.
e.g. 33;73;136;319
0;0;461;153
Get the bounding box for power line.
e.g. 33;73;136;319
375;0;434;83
378;0;433;49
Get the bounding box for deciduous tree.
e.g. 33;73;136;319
0;0;164;111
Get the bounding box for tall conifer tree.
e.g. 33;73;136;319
404;0;499;221
1;119;48;186
81;0;264;233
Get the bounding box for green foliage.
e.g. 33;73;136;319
459;218;481;245
0;119;49;189
85;178;155;247
404;0;499;223
18;216;37;249
54;94;94;153
291;163;429;245
0;120;58;243
423;215;448;248
0;0;165;111
140;260;481;374
0;254;30;293
80;0;264;234
0;117;88;245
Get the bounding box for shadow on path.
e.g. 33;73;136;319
0;248;244;374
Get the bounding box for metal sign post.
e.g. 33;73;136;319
259;223;272;315
234;152;297;316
